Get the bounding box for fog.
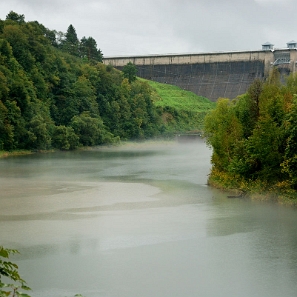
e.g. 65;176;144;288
1;141;297;297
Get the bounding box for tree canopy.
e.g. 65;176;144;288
204;69;297;197
0;11;164;151
122;62;137;83
0;11;216;152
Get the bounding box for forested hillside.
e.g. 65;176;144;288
204;69;297;202
0;11;215;152
0;11;166;151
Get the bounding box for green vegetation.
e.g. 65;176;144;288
143;79;215;134
0;11;164;151
0;245;85;297
0;11;215;152
0;11;215;153
204;69;297;204
0;246;31;297
122;62;137;83
0;150;33;158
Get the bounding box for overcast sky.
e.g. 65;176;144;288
0;0;296;57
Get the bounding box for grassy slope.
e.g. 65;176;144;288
145;80;215;112
142;79;215;132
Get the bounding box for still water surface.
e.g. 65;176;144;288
1;140;297;297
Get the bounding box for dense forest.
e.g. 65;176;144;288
204;69;297;201
0;11;175;151
0;11;213;152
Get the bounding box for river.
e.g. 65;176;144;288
1;140;297;297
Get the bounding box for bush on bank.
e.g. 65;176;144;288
204;69;297;205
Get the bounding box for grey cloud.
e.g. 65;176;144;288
0;0;296;56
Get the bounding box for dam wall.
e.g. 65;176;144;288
103;49;297;101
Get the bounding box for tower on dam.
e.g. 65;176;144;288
103;42;297;101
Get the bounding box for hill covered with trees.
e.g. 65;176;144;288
0;11;214;152
204;69;297;203
0;11;160;151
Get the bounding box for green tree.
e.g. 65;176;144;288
204;71;297;193
0;13;164;151
281;96;297;188
65;24;78;44
70;112;105;146
231;78;263;140
1;100;23;150
73;75;99;116
122;62;137;83
52;125;79;150
204;98;243;172
27;115;51;150
62;24;79;56
285;73;297;95
80;36;103;63
0;71;9;102
246;115;284;181
2;25;35;71
0;101;13;150
5;11;25;23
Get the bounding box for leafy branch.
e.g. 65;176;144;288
0;246;31;297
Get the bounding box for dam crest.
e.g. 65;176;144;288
104;43;297;101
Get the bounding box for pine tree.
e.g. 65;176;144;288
63;24;79;56
80;36;103;62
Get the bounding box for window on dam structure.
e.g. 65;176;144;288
273;52;290;66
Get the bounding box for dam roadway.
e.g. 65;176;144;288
103;48;297;101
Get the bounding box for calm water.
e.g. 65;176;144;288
1;140;297;297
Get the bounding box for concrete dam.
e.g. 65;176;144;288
103;45;297;101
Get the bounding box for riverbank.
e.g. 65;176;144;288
0;140;173;159
208;168;297;207
0;148;61;158
0;150;34;158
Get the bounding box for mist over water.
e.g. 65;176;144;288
1;140;297;297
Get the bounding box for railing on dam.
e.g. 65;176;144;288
104;49;297;101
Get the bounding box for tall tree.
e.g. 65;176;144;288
65;24;78;44
246;78;263;121
204;98;243;172
63;24;79;56
80;36;103;63
5;11;25;23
